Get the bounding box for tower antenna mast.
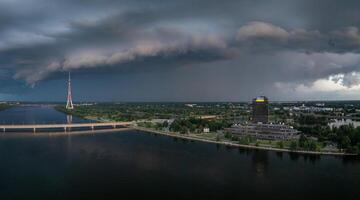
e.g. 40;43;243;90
66;72;74;110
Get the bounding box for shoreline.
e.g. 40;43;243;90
3;122;355;156
133;126;357;156
46;108;359;156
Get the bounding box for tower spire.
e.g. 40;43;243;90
66;72;74;110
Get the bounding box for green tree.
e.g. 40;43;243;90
224;132;232;139
162;121;169;128
290;141;298;151
216;134;220;141
339;136;351;149
308;140;317;151
299;134;307;148
276;141;284;148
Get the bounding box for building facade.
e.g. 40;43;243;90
252;96;268;124
225;96;300;140
225;123;300;140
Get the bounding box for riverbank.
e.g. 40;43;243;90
53;107;357;156
133;126;357;156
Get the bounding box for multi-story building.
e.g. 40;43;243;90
225;96;300;140
225;123;300;140
252;96;268;124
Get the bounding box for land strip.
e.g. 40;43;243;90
133;126;356;156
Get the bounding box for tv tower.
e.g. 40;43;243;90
66;72;74;110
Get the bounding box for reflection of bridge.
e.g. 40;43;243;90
0;122;133;133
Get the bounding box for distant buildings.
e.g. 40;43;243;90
287;105;333;112
252;96;268;124
199;115;218;120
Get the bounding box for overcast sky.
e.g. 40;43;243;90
2;0;360;101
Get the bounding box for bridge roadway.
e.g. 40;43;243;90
0;122;133;132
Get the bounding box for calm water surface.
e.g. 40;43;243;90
0;105;91;124
0;106;359;200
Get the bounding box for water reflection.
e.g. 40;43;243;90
288;152;300;161
302;154;321;164
238;147;246;154
66;133;72;155
237;147;253;156
67;115;73;124
342;155;360;165
0;130;358;199
216;143;221;151
251;150;269;177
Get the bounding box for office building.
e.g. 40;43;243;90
252;96;268;124
225;123;300;140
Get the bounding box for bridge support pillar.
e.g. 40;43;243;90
91;126;94;130
3;128;5;132
64;127;67;132
33;128;36;133
113;124;116;129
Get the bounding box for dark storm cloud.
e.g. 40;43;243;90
2;0;360;100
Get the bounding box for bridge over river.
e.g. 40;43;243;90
0;122;133;133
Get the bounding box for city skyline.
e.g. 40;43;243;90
2;0;360;101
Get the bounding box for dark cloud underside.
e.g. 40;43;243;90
1;0;360;101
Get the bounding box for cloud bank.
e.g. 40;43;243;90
2;0;360;100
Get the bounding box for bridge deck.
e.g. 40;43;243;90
0;122;133;132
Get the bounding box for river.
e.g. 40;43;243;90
0;106;359;199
